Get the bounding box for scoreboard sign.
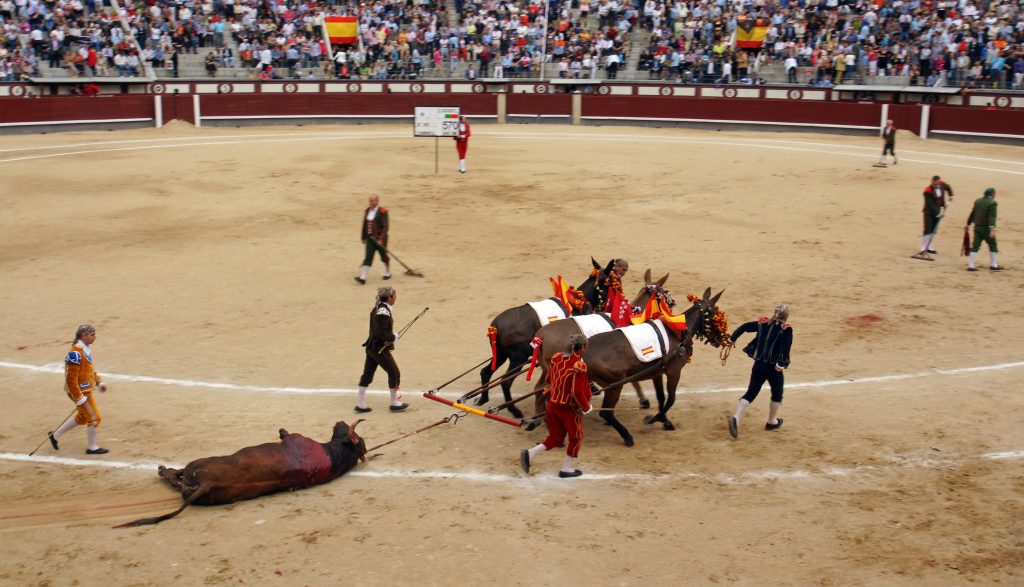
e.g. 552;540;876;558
414;106;461;137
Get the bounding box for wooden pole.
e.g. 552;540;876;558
319;14;335;76
422;393;521;427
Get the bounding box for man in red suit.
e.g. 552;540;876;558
520;335;593;478
454;115;471;174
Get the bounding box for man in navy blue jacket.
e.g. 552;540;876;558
727;304;793;439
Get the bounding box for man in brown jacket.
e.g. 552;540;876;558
355;287;408;413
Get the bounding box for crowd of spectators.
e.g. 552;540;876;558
0;0;149;80
628;0;1022;88
1;0;1021;87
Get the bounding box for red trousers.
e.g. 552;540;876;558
541;401;584;458
456;139;468;159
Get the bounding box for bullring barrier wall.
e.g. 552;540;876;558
0;81;1021;141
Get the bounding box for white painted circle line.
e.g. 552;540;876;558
2;130;1020;167
2;359;1022;398
0;450;1019;486
0;131;1021;175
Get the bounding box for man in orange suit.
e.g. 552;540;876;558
49;324;110;455
520;334;593;478
454;115;471;174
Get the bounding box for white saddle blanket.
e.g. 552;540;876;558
571;314;617;339
619;320;670;363
528;298;569;327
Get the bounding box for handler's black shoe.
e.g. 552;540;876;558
520;450;530;474
389;403;408;412
926;249;938;254
765;418;784;431
354;406;373;413
382;273;392;280
48;432;58;450
990;265;1004;271
354;276;366;285
728;417;738;439
967;267;979;272
558;469;583;478
85;447;109;455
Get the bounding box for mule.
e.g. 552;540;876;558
524;269;674;415
476;258;615;417
579;288;728;446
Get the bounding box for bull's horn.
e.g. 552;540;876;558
348;419;365;444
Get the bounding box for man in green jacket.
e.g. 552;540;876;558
965;188;1002;272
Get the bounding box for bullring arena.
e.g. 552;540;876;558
1;86;1022;586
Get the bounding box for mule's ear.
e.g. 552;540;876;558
591;256;601;270
702;287;712;301
710;289;724;306
656;273;669;287
643;268;652;284
603;259;615;274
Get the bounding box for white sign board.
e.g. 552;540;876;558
414;106;461;137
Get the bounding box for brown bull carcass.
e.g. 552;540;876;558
116;420;367;528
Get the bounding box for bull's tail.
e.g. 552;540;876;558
486;326;499;370
525;336;543;381
113;485;210;529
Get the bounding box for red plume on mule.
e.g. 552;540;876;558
115;421;367;528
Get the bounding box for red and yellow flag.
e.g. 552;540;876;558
630;296;661;325
735;19;768;49
324;16;358;45
656;299;687;336
550;275;585;312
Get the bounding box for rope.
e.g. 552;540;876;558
365;412;463;452
720;343;733;366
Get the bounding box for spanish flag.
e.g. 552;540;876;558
550;275;585;312
630;296;661;326
735;19;768;49
324;16;358;45
656;299;688;336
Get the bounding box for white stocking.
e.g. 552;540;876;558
734;399;750;421
561;455;575;472
54;417;77;439
86;426;99;451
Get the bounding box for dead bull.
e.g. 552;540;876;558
116;420;367;528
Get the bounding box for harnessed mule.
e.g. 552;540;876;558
478;258;616;418
524;269;674;418
579;287;727;446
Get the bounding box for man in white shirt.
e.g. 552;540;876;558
785;54;798;83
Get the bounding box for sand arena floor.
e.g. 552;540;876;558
0;124;1021;586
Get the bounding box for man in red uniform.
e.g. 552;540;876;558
454;115;471;174
520;334;593;478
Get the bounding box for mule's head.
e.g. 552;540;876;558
682;288;730;348
579;257;618;310
631;268;674;313
332;419;368;462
